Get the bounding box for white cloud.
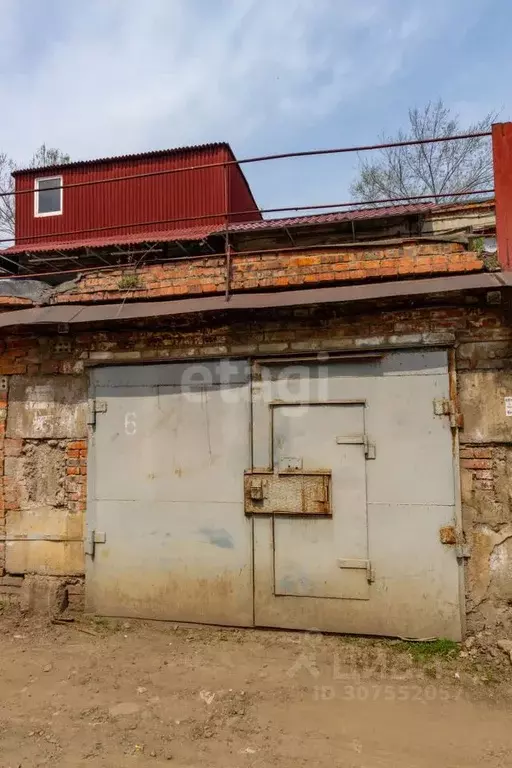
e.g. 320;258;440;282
1;0;498;213
0;0;449;166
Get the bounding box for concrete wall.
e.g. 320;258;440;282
0;294;510;636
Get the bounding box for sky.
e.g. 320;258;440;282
0;0;510;210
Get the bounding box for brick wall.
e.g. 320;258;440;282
50;241;484;304
0;295;509;636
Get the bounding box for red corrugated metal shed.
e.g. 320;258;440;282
13;143;260;249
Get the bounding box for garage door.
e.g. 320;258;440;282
86;351;462;640
85;361;253;626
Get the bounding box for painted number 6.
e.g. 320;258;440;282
125;412;137;435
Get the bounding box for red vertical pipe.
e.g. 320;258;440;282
492;123;512;270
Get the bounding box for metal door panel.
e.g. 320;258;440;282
94;385;159;503
252;351;462;639
94;384;250;502
92;360;250;388
257;353;453;507
87;363;252;626
367;503;461;639
273;404;368;561
254;504;461;639
89;500;253;625
273;518;369;599
363;374;454;506
256;403;370;603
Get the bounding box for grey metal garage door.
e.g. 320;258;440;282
86;351;462;640
86;361;253;625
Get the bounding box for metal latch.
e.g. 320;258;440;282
336;434;376;460
337;558;375;584
87;398;108;426
84;530;106;558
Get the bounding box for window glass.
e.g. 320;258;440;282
36;177;62;215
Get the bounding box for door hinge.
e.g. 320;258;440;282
455;545;470;560
87;398;108;426
337;558;375;584
84;529;106;558
433;398;463;428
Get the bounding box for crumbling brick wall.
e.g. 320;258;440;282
50;241;484;304
0;292;509;636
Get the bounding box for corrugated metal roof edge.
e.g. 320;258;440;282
0;273;506;330
4;226;218;255
12;141;233;176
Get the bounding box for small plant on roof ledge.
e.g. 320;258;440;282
118;273;143;290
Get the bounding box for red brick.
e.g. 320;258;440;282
68;441;87;450
472;448;493;459
0;363;27;375
461;459;493;470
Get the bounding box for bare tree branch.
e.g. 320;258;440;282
350;100;497;206
0;144;70;245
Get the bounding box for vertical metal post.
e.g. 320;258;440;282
223;162;231;301
448;346;467;640
492;122;512;270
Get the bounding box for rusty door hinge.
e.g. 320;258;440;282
433;398;463;428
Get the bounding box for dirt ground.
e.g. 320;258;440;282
0;612;512;768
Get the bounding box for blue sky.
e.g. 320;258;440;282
0;0;509;211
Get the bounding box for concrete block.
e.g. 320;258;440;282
7;375;88;439
6;541;84;577
459;370;512;443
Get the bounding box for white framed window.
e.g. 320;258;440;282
34;176;63;217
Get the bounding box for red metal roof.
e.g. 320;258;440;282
3;201;457;257
228;203;433;232
5;226;216;255
12;142;232;176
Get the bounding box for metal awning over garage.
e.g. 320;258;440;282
0;272;507;329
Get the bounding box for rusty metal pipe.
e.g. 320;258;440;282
2;131;491;200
